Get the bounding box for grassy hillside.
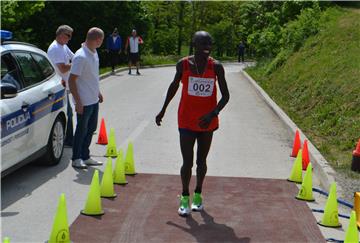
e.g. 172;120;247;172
247;7;360;176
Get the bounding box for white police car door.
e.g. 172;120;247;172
1;53;32;171
12;51;60;156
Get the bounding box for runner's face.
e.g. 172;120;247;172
194;36;212;58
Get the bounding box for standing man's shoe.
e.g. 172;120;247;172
84;158;103;166
136;71;141;75
128;70;131;75
72;159;87;169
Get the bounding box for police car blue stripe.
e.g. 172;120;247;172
1;89;65;139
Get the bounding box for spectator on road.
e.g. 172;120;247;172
106;28;122;73
47;25;75;148
125;29;143;75
68;27;105;169
238;41;245;63
156;31;230;217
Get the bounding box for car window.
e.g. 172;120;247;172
1;53;23;90
13;52;44;88
31;53;55;79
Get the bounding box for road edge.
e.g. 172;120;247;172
242;70;340;193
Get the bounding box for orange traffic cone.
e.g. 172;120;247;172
291;130;302;157
302;139;310;170
351;139;360;172
97;118;108;145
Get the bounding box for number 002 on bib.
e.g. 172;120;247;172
188;76;215;97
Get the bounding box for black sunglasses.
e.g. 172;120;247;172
64;33;72;39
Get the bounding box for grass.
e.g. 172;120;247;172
246;7;360;178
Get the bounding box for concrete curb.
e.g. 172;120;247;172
242;70;339;192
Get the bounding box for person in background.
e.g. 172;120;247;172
238;41;245;63
156;31;230;217
68;27;105;169
106;28;122;74
47;25;75;147
125;29;143;75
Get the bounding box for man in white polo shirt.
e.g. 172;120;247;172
47;25;74;147
68;27;105;169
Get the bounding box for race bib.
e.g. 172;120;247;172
188;76;215;97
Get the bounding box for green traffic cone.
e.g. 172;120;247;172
113;148;128;185
81;170;104;216
105;128;117;157
101;158;117;198
318;183;341;228
287;149;302;183
344;211;359;243
48;193;70;243
296;163;314;201
125;141;137;175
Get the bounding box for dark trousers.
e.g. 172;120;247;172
64;91;73;146
109;50;119;71
238;52;245;62
72;103;99;161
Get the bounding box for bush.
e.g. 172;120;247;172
280;4;321;52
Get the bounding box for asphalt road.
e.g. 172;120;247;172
1;63;353;242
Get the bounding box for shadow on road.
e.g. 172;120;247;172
167;210;250;243
1;148;103;212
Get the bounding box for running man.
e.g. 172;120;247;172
156;31;230;216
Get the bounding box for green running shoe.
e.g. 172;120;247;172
191;192;204;211
178;195;190;216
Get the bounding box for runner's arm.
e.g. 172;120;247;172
198;61;229;128
155;60;183;126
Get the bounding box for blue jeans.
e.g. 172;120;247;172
64;92;74;146
72;103;99;161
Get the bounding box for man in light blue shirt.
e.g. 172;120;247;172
68;27;105;169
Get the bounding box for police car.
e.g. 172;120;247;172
1;30;67;176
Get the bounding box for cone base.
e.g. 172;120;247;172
287;178;302;184
96;142;108;145
295;196;315;202
80;210;105;216
104;155;118;158
114;181;128;185
101;193;117;198
45;241;73;243
317;221;341;228
45;240;74;243
125;172;137;176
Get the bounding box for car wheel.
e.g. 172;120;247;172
41;116;65;166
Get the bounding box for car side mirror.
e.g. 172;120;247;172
1;83;18;99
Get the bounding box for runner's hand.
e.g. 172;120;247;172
156;110;165;126
198;112;216;129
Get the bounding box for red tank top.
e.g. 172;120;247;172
178;56;218;131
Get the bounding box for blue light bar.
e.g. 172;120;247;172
1;30;13;40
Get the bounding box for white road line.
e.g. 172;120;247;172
120;120;149;149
